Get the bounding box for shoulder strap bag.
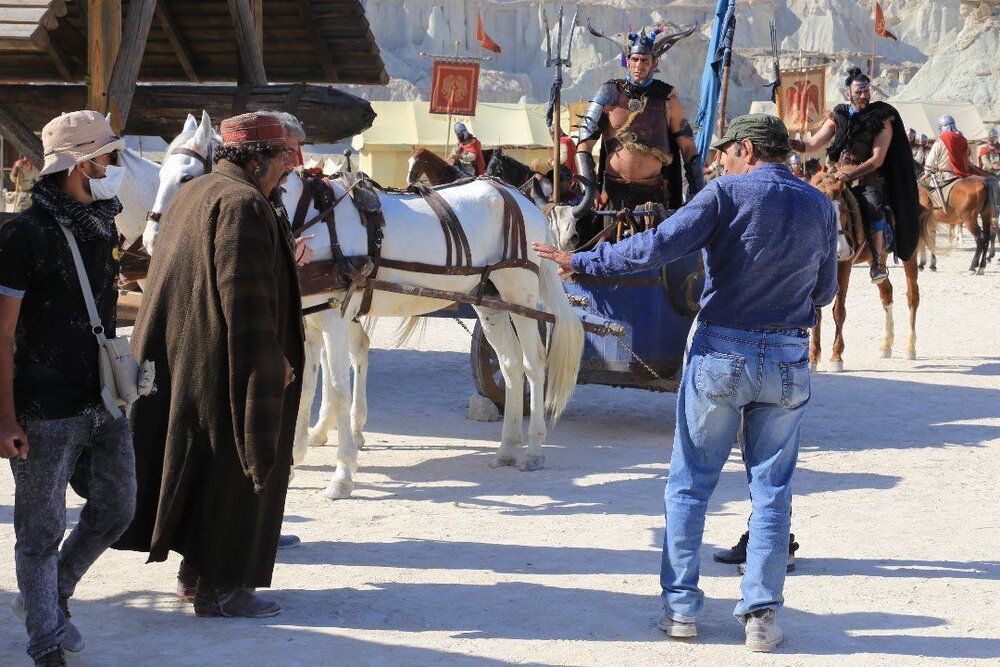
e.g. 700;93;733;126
58;224;155;419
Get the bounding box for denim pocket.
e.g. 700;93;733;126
694;350;745;399
780;360;811;408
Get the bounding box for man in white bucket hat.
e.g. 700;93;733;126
0;110;134;667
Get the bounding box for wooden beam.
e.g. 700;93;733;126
34;29;74;81
0;83;375;144
87;0;121;113
0;106;43;166
227;0;266;86
253;0;263;54
153;0;198;82
292;0;339;82
105;0;156;132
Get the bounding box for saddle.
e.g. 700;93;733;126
919;172;960;211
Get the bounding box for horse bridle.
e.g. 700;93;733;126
146;146;214;223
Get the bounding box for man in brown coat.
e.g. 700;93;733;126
115;111;304;618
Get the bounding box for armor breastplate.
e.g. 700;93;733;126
604;89;674;166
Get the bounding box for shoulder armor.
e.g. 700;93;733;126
577;81;619;144
593;81;619;107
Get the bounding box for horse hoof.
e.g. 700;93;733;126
880;348;892;359
519;454;545;471
353;432;366;451
307;428;330;447
323;478;354;500
828;361;844;373
490;454;517;468
809;362;818;372
905;350;916;361
929;266;937;272
977;268;985;276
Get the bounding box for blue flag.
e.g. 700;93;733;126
694;0;736;162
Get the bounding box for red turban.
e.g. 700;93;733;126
220;112;287;148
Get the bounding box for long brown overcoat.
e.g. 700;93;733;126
115;159;304;587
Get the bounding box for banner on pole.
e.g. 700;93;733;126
430;61;481;116
780;66;827;134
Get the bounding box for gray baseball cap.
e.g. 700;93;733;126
712;113;790;152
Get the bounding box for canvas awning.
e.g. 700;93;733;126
889;101;989;142
352;101;560;152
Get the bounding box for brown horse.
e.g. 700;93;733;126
406;147;464;186
809;170;925;371
917;175;996;274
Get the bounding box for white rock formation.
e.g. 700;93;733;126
344;0;999;128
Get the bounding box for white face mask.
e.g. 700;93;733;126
85;161;125;200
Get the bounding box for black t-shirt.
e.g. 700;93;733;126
0;207;119;420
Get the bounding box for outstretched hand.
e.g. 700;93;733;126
531;242;576;277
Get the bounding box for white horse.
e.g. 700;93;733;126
279;174;584;498
147;120;584;500
142;111;217;256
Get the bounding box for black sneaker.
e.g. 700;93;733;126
34;647;66;667
713;531;749;564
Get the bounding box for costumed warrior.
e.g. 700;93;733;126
978;127;1000;175
574;22;703;235
449;122;486;177
789;67;921;284
921;115;976;209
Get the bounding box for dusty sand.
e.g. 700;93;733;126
1;242;998;666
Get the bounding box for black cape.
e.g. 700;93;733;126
829;101;923;261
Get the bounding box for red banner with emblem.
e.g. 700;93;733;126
430;61;480;116
780;66;827;134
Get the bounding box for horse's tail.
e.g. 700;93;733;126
918;206;936;253
537;247;584;422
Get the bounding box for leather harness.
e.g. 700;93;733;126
291;174;536;319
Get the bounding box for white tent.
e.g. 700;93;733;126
889;101;989;141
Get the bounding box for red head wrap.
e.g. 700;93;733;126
220;113;288;148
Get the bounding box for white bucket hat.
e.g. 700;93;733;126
39;110;124;177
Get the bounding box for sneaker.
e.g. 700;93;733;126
194;585;282;618
33;647;66;667
742;608;782;652
12;594;85;653
736;534;799;574
278;534;302;549
713;531;749;564
870;265;889;284
657;614;697;638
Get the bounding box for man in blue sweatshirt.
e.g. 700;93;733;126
533;114;839;652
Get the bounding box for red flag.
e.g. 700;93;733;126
476;11;502;54
875;2;897;41
430;61;480;115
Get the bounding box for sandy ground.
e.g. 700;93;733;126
1;241;998;666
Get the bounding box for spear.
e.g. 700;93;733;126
713;5;737;137
543;7;578;205
765;19;785;122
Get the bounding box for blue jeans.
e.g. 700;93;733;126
660;322;811;622
11;410;135;659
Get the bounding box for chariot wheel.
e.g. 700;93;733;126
470;320;536;414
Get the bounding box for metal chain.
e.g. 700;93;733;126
612;329;666;382
453;317;474;337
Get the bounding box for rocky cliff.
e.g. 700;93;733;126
343;0;999;126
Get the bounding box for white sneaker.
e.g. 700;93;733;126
12;594;86;654
742;608;782;652
657;614;697;638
